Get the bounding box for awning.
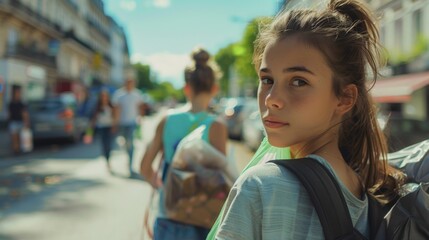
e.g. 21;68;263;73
371;71;429;103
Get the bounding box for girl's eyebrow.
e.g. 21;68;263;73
259;66;315;75
283;66;315;75
259;67;270;73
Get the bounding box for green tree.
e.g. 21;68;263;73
214;43;239;96
133;63;153;90
148;81;185;102
235;17;272;93
387;35;429;65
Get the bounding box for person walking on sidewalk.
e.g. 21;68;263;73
90;88;116;172
140;47;228;240
7;85;30;155
112;76;145;176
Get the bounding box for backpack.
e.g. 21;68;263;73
270;148;429;240
163;125;235;229
386;140;429;183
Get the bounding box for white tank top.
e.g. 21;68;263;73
96;106;113;127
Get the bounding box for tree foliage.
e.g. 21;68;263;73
235;17;272;91
214;17;272;97
148;81;185;102
133;63;153;90
387;34;429;65
132;63;185;103
214;43;238;96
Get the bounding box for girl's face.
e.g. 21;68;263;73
258;35;343;151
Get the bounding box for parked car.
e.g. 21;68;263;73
243;108;265;151
219;97;257;140
382;116;429;152
28;95;89;142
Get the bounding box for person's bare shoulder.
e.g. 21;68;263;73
211;117;227;129
209;117;228;154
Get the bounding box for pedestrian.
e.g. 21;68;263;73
140;47;228;240
7;85;30;155
77;88;95;119
90;89;116;172
112;76;145;176
211;0;406;239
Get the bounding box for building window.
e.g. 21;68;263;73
380;26;386;45
7;28;18;52
37;0;43;15
413;9;422;36
394;19;403;52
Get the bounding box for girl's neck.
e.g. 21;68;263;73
290;136;363;198
188;94;211;113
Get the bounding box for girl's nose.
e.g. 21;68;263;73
265;87;284;109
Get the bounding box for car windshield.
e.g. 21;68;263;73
28;100;63;112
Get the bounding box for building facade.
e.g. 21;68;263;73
0;0;130;121
109;16;130;86
369;0;429;120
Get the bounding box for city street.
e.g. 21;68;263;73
0;108;255;240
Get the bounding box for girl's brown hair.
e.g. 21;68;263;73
254;0;405;203
184;47;216;94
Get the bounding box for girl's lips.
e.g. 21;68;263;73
263;120;289;128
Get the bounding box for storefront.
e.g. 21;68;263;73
371;70;429;120
0;59;47;121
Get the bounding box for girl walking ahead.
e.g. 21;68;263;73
141;47;228;240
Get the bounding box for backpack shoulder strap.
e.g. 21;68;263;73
269;158;355;240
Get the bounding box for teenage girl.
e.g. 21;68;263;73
211;0;405;239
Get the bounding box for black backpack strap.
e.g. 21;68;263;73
269;158;355;240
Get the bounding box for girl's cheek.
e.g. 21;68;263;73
258;91;269;106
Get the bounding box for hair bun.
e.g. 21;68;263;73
191;47;210;65
329;0;373;35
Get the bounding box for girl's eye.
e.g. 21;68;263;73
260;77;273;85
291;78;307;87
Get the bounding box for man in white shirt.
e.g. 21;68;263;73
112;77;145;176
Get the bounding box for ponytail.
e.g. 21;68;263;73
329;0;385;83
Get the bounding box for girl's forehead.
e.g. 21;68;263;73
261;36;331;73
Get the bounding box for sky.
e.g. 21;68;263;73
103;0;283;88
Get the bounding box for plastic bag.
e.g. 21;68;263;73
164;125;235;228
143;189;159;239
83;128;93;144
387;140;429;183
20;128;33;152
134;123;143;140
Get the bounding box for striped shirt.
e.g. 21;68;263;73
215;155;369;240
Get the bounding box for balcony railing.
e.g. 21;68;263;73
63;30;94;52
63;0;79;13
0;0;61;34
86;17;111;42
6;44;56;67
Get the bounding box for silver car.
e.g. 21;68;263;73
219;97;258;140
28;95;88;142
242;105;265;151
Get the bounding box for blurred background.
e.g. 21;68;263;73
0;0;428;239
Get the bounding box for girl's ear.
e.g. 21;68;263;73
337;84;357;115
211;84;219;96
183;84;192;98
